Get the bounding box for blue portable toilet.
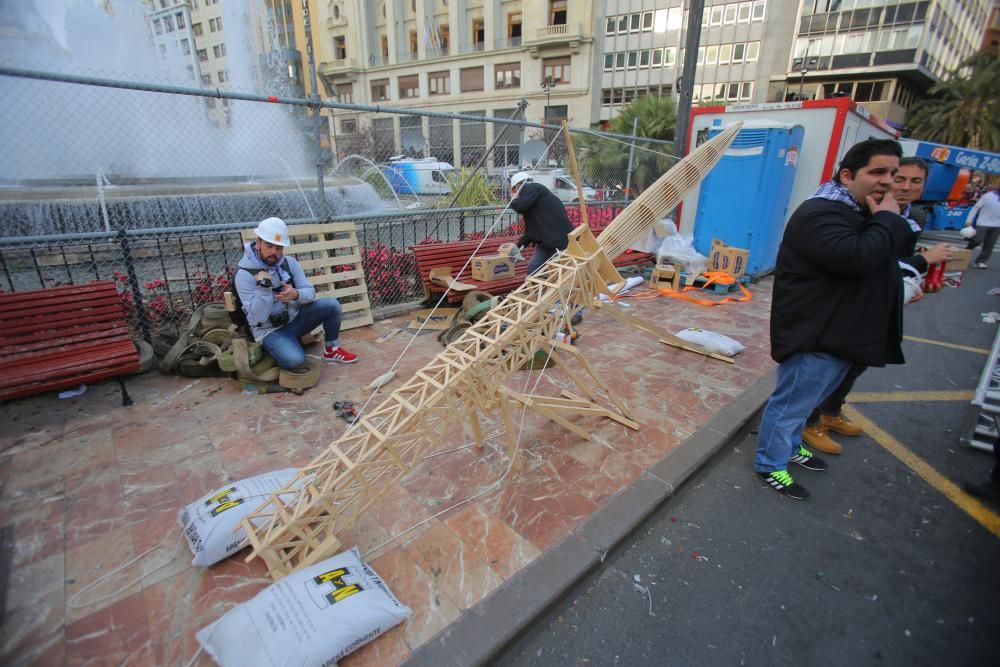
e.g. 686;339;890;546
693;120;805;277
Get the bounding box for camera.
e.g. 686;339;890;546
256;277;283;293
270;311;290;327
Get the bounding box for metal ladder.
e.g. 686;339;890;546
960;324;1000;453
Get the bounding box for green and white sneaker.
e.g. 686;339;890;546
755;469;810;500
789;445;828;471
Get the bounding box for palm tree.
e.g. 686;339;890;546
906;53;1000;152
577;95;677;196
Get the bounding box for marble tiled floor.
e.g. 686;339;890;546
0;279;775;666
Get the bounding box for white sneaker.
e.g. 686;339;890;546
975;262;988;269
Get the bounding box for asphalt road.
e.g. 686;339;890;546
496;241;1000;666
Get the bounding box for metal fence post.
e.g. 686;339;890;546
117;227;151;343
625;117;638;204
302;0;327;217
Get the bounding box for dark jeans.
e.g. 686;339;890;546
967;227;1000;263
807;362;868;425
527;244;558;275
261;297;342;369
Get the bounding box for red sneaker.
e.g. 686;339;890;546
324;346;358;364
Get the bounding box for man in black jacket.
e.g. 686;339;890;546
801;156;953;454
753;139;913;500
509;173;574;275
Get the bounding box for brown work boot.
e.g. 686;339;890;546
801;423;842;455
821;413;863;436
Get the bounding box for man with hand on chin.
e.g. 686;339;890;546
753;139;913;500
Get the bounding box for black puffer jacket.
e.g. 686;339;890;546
510;183;574;251
770;197;913;367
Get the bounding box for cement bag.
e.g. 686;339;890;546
657;234;707;278
196;547;412;667
675;328;744;356
179;468;299;567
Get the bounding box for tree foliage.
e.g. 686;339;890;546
576;95;677;195
906;53;1000;152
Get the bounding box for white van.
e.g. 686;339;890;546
383;157;455;195
510;169;597;203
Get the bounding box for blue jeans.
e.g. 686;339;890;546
261;297;342;369
754;352;851;473
527;245;557;275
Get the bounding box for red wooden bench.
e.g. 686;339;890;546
411;233;654;304
0;281;140;405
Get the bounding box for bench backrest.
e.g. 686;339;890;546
410;236;536;286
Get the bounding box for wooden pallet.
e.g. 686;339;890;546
242;222;373;330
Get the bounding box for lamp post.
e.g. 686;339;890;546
541;75;554;123
798;67;809;100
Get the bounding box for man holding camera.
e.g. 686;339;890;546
235;217;357;369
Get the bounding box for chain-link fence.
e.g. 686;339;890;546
0;64;677;340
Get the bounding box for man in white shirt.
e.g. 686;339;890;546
963;187;1000;268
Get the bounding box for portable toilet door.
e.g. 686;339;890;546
693;121;805;277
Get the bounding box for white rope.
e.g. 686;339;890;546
574;126;682;162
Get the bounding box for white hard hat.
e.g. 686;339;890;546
255;217;290;246
960;225;976;239
511;172;530;188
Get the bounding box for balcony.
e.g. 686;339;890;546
318;58;359;83
523;22;586;57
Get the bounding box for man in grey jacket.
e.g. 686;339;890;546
235;217;357;369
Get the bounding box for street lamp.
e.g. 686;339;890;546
797;67;809;100
541;75;554;123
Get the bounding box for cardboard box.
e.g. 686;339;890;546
650;265;682;291
471;254;516;282
945;247;972;272
407;308;458;330
708;239;749;278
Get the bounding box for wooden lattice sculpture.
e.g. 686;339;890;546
242;122;743;579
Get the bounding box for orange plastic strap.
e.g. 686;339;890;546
657;272;752;306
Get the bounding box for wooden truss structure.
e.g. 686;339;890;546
242;122;743;579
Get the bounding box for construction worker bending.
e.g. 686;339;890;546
235;217;358;369
509;172;574;275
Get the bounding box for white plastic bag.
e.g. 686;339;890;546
675;328;744;356
179;468;299;567
899;261;923;305
197;546;412;667
656;234;708;278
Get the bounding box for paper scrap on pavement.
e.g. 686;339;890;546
58;384;87;399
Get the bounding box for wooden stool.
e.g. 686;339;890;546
650;265;681;291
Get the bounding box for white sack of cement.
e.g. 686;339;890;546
178;468;299;567
675;328;744;356
196;546;411;667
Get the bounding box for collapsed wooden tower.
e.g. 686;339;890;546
242;122;743;579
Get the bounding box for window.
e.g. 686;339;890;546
341;118;357;134
508;13;522;45
627;51;638;68
740;81;753;100
154;18;162;34
738;2;751;22
472;18;484;49
371;79;389;101
180;38;190;55
212;43;226;58
209;17;219;32
697;47;705;64
460;66;484;92
335;82;353;103
727;82;740;100
493;109;520;167
710;6;723;26
640;49;650;67
495;62;521;88
165;15;175;32
543;56;570;84
428;116;453;162
408;31;418;56
399;75;419;98
381;34;388;58
460;112;486;165
217;70;227;83
746;41;759;62
334;36;346;59
615;52;625;69
642;11;653;30
400;116;424;154
664;47;676;66
201;73;211;85
724;4;737;25
732;43;745;62
197;48;208;62
192;22;202;36
333;5;341;20
606;17;616;34
438;24;449;52
751;0;765;21
176;12;185;29
651;48;663;66
428;70;450;95
549;0;566;26
604;53;614;70
706;45;718;65
618;15;628;32
719;44;732;64
545;105;568;124
629;13;640;31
